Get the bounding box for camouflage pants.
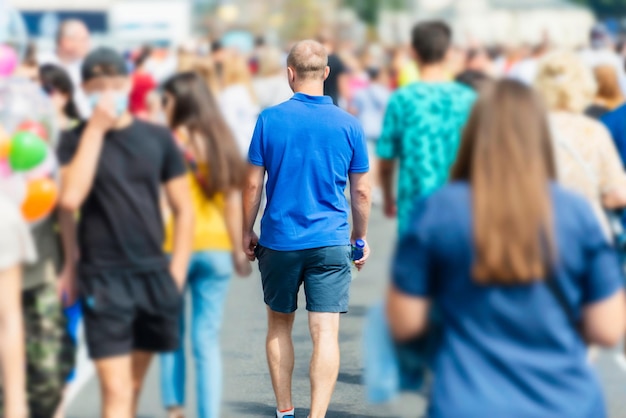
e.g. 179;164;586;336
0;281;75;418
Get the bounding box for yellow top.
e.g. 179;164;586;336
163;168;232;252
398;61;420;87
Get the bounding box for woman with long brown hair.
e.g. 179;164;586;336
387;80;625;418
159;72;251;418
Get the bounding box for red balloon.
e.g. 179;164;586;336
17;121;48;141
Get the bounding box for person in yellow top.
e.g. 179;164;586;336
159;71;251;418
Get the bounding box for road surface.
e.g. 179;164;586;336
67;211;626;418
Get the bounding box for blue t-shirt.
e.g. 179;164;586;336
601;103;626;167
393;182;622;418
248;93;369;251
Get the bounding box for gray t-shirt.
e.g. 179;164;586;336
0;194;36;272
22;216;62;290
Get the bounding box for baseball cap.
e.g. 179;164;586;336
81;47;128;82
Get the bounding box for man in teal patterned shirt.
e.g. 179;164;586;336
378;21;476;234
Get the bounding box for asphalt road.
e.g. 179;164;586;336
67;211;626;418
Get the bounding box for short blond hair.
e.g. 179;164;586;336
534;51;597;113
287;40;328;81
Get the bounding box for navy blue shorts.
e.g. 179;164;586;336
256;245;352;314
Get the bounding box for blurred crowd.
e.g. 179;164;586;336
3;9;626;418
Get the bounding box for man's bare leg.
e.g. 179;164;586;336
131;350;153;414
308;312;340;418
95;355;133;418
266;307;296;412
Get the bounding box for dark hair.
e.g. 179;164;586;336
211;40;223;53
466;48;481;63
134;45;152;69
455;70;489;91
23;42;38;67
81;47;128;82
411;21;452;64
163;72;245;196
486;45;503;61
39;64;81;120
366;67;381;81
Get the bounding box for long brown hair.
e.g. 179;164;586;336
163;72;245;196
452;79;557;284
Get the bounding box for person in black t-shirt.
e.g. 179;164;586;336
319;35;348;106
57;47;193;418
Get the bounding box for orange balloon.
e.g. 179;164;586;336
21;178;57;222
0;137;10;159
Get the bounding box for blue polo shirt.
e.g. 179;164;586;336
248;93;369;251
393;182;621;418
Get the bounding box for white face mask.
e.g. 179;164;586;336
88;91;129;117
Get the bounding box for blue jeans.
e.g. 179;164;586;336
159;251;233;418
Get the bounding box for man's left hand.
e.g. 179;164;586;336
169;263;186;292
243;232;259;262
57;265;78;307
352;238;370;271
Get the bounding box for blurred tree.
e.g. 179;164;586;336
280;0;323;40
341;0;409;26
570;0;626;17
342;0;380;25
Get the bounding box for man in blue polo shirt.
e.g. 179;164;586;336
243;40;371;418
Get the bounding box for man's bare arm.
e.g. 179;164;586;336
349;171;372;270
163;176;194;289
379;158;397;218
242;165;266;260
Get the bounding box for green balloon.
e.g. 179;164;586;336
9;131;47;171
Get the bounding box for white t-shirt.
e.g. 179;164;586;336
353;83;391;141
508;58;540;86
219;84;260;156
253;75;293;110
0;193;36;271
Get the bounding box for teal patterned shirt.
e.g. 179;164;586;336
377;82;476;234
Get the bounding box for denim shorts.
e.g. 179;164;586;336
256;245;352;314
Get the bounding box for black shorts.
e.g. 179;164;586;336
79;267;183;360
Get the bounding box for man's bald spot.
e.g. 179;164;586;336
287;40;328;81
57;19;89;43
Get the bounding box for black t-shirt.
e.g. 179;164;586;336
58;119;186;272
324;53;347;106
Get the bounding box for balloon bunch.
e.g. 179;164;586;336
0;120;58;223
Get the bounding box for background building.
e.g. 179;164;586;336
8;0;192;50
379;0;594;46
